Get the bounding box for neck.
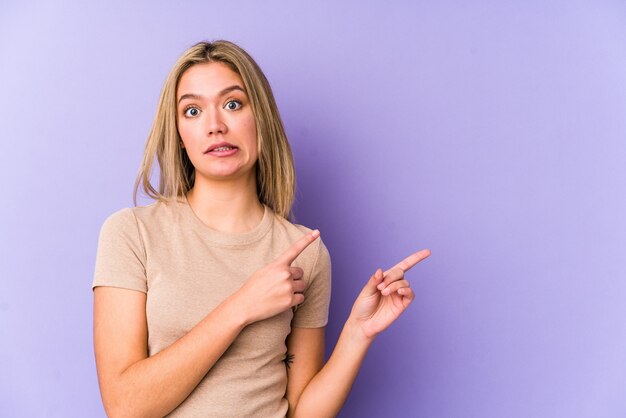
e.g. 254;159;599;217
186;172;264;234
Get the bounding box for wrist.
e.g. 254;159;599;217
344;316;376;347
221;292;252;329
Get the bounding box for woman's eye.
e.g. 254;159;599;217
184;107;200;117
225;100;242;110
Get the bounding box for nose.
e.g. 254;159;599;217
205;107;228;136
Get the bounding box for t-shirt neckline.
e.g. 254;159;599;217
179;194;273;246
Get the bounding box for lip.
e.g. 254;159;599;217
206;147;239;158
204;141;238;153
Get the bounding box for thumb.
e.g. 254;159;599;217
359;268;384;298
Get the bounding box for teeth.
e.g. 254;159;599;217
213;146;234;151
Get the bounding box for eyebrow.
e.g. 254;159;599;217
177;85;246;104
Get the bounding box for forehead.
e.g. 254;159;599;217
177;62;244;97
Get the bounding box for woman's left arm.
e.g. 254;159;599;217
286;249;431;418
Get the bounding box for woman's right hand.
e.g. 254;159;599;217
232;230;320;325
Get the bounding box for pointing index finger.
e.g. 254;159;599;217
278;229;320;265
385;249;431;275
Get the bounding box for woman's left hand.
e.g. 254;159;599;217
349;249;431;341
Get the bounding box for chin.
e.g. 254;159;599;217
200;167;255;181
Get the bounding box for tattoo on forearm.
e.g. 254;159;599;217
283;352;294;369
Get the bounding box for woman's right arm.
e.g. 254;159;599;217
93;230;320;418
93;286;246;418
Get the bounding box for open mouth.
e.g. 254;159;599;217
205;142;238;154
211;146;237;152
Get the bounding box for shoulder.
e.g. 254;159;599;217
272;214;312;238
99;207;138;233
101;198;183;232
98;199;184;249
271;213;316;246
130;199;179;224
270;213;331;270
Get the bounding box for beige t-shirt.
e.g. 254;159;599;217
92;196;331;417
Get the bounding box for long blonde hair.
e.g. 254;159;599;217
133;40;296;219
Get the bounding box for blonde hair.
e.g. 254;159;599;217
133;40;296;219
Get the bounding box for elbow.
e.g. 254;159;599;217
98;370;167;418
100;386;152;418
101;397;124;418
103;402;152;418
101;392;132;418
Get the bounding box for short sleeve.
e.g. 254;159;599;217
92;208;147;293
292;239;332;328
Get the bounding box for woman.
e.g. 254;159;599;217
93;40;430;417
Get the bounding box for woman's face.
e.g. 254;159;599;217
176;62;258;183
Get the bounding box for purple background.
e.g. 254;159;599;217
1;1;625;417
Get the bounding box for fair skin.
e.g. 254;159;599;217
177;62;263;233
93;62;431;418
